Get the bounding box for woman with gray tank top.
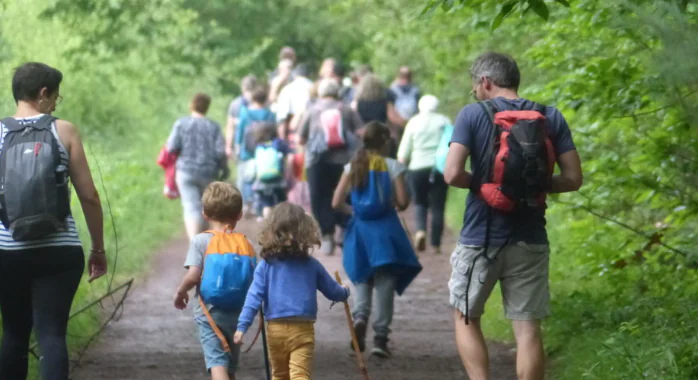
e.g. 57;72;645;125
166;93;230;240
0;62;107;380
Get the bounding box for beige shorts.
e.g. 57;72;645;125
448;242;550;321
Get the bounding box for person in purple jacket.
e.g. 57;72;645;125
234;202;349;380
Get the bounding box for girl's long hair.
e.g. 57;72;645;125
350;121;391;189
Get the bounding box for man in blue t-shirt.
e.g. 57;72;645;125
444;52;583;380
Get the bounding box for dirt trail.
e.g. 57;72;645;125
73;211;516;380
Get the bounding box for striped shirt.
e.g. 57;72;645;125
0;114;82;250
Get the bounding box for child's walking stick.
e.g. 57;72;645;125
334;271;370;380
259;309;272;380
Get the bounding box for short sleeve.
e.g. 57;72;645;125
386;158;406;180
386;89;397;104
549;108;576;157
450;104;482;150
184;233;213;268
228;98;242;118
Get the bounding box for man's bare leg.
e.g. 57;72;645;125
512;320;545;380
453;309;489;380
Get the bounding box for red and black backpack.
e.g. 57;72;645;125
477;100;556;212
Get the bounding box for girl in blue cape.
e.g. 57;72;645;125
332;121;422;359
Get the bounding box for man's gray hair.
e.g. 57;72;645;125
317;78;340;98
470;52;520;90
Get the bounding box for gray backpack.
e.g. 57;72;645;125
0;115;71;241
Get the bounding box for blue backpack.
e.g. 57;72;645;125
434;123;454;174
199;231;256;311
254;142;283;181
351;155;394;220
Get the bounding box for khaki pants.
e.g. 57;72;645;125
266;320;315;380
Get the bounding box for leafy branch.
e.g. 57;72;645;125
554;198;691;258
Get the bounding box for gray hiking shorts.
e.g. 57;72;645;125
448;242;550;321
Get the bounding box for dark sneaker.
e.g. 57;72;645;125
350;318;367;352
371;336;391;358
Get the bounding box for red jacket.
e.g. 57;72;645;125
157;146;179;199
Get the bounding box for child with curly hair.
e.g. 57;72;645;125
234;202;349;380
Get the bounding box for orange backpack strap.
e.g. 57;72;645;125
243;311;264;353
199;297;231;353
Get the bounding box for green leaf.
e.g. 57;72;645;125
555;0;571;6
529;0;549;21
492;1;517;30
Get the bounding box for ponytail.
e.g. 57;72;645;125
350;147;370;189
350;121;391;189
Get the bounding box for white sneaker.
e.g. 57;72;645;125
320;235;335;256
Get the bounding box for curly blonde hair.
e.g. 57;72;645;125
258;202;321;260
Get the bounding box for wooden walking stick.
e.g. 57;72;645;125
334;271;370;380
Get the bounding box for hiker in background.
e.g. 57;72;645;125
174;182;255;380
226;75;258;159
276;63;313;142
252;122;292;220
234;202;350;380
397;94;452;254
168;93;230;240
445;52;582;380
0;62;107;380
269;58;294;109
235;84;275;217
343;64;373;104
299;78;363;255
390;66;421;121
332;121;422;359
353;73;406;158
269;46;297;84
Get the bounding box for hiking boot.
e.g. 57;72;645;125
320;235;335;256
371;336;391;358
350;317;367;352
414;230;426;253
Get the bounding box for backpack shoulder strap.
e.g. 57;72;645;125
529;102;547;116
478;100;497;126
1;117;23;132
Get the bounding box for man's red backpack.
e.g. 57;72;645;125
477;100;556;212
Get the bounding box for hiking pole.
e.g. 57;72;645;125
260;309;272;380
334;271;370;380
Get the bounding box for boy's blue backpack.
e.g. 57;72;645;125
199;231;256;311
254;142;283;181
351;155;394;220
434;123;454;174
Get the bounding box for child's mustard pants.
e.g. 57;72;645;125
266;320;315;380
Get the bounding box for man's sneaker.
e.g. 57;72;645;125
371;336;391;358
320;235;335;256
350;318;367;352
414;230;426;252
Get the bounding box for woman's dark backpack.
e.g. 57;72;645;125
0;115;71;241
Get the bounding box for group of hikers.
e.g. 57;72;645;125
0;49;583;380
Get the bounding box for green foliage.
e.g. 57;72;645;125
1;0;697;378
358;0;698;378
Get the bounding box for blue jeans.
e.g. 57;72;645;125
195;309;241;374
